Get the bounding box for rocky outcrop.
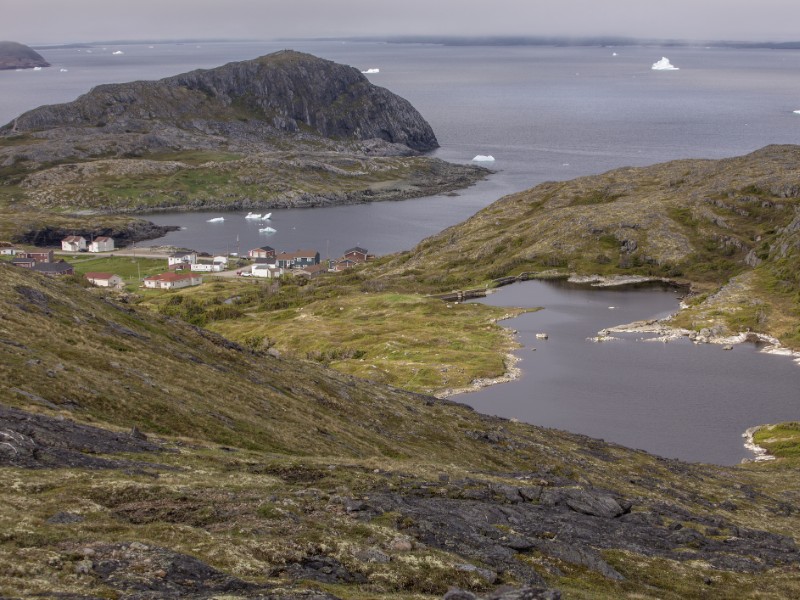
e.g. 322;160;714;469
2;50;438;154
0;41;49;70
14;219;179;246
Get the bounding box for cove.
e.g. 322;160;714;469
464;280;800;465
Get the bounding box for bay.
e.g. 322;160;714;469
3;40;799;463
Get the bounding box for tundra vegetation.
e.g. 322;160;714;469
2;263;800;600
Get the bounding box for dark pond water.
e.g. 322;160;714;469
465;280;800;465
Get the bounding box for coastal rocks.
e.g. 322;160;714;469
15;219;179;247
0;41;50;70
2;50;438;155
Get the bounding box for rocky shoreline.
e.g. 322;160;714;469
436;352;522;399
742;426;776;462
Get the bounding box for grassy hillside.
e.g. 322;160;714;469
3;264;800;599
369;145;800;348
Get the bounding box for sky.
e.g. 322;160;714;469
4;0;800;45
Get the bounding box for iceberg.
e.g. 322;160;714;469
472;155;495;162
259;226;276;234
59;68;68;72
245;212;261;219
651;57;679;71
33;66;42;71
361;68;380;74
206;217;225;223
794;110;800;115
112;50;124;55
261;212;272;220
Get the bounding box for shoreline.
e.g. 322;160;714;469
742;426;775;462
435;352;522;399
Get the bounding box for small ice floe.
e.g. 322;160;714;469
59;68;68;72
261;212;272;220
206;217;225;223
112;50;124;55
535;332;549;340
612;52;618;57
651;57;679;70
361;68;380;74
259;226;276;234
608;306;616;310
33;66;42;71
245;212;261;219
472;155;495;162
793;110;800;115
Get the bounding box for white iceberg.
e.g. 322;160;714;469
612;52;618;57
112;50;124;55
794;110;800;115
33;66;42;71
651;57;679;71
59;68;68;72
261;212;272;220
245;212;261;219
361;68;380;74
472;155;495;162
206;217;225;223
259;226;276;234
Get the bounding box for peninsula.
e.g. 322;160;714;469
0;50;486;242
0;41;49;70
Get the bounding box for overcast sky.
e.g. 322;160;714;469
5;0;800;45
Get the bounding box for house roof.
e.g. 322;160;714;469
145;272;201;282
169;251;197;258
62;235;85;243
85;272;117;280
250;245;275;253
344;246;369;255
11;257;34;265
93;236;113;242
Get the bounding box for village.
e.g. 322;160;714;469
1;235;373;291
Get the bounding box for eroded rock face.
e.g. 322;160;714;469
3;50;438;153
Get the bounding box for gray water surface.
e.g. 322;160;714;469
465;281;800;465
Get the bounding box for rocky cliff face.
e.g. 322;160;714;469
0;41;50;70
3;50;438;153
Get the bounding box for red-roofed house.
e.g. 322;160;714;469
143;272;203;290
248;245;276;260
85;272;124;288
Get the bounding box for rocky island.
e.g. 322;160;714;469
0;41;50;70
0;50;486;242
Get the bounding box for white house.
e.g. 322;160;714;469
143;272;203;289
167;251;198;267
85;272;124;288
88;237;115;253
190;262;222;272
251;264;284;278
61;236;87;252
0;247;19;256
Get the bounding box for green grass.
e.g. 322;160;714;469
753;423;800;460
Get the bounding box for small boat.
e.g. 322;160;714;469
206;217;225;223
245;212;261;219
259;226;276;234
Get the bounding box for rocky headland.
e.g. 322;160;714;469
0;41;49;70
0;50;487;241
